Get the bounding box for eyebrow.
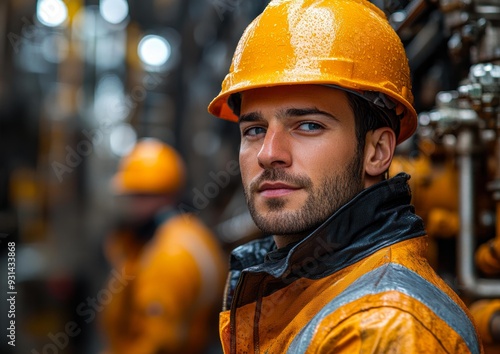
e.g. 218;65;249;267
238;111;262;124
238;107;338;124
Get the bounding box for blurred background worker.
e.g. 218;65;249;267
99;138;228;354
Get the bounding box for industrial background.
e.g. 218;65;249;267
1;0;500;353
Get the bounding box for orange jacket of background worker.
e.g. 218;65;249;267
100;138;227;354
208;0;483;353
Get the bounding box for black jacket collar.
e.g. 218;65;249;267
225;173;426;309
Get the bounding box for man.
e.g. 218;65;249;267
100;138;228;354
207;0;483;353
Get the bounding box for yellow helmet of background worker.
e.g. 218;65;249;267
208;0;417;144
112;138;186;195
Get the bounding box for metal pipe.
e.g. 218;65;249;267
473;128;500;274
470;299;500;343
392;0;431;34
457;129;500;298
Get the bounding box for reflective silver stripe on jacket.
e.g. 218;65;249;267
288;263;480;354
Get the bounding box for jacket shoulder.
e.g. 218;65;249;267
307;306;473;354
289;262;482;354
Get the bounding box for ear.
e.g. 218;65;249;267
363;127;396;186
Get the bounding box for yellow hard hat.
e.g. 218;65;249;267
112;138;186;195
208;0;417;144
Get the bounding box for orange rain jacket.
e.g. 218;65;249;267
101;211;228;354
220;174;483;354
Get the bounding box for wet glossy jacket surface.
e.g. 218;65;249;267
220;174;483;353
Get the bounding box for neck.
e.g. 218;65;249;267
273;233;308;249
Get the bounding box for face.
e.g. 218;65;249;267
239;85;365;241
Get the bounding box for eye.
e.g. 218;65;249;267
243;126;266;137
298;122;323;131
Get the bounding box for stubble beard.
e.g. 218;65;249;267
244;152;364;238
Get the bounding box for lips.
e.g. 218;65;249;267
258;182;301;198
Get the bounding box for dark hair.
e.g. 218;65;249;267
345;92;401;153
228;93;242;116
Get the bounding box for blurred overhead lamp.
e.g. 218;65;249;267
110;123;137;157
37;0;68;27
138;35;171;68
100;0;129;25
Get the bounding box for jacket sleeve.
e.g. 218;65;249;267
311;307;473;354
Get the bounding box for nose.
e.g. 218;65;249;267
257;127;292;169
